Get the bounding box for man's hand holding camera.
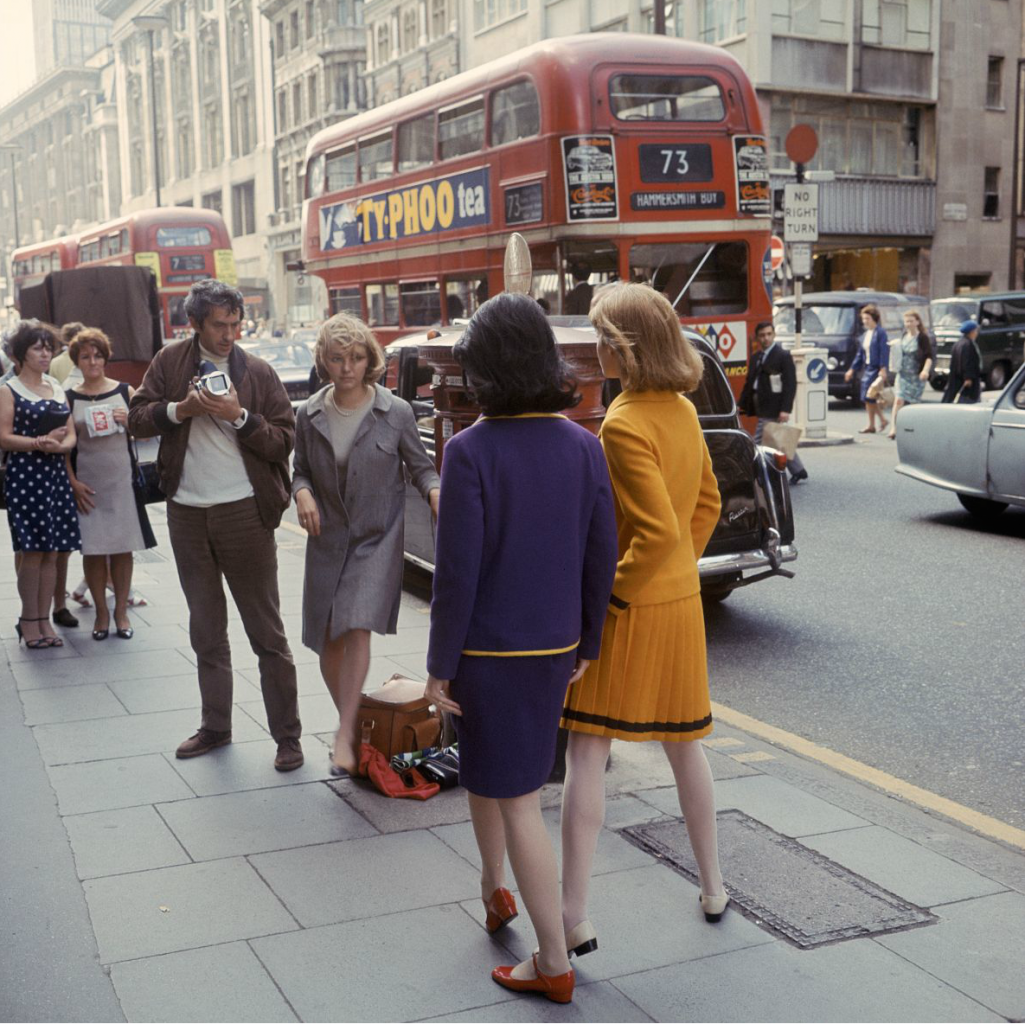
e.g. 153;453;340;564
177;378;244;423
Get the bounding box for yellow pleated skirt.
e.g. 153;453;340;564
561;593;713;742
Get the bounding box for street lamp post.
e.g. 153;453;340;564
0;144;22;248
132;15;169;208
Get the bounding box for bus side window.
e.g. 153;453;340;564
400;281;441;327
444;279;485;322
367;283;399;326
358;133;393;182
439;98;485;161
329;286;362;317
491;80;540;146
398;114;435;172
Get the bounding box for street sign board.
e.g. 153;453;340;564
770;235;785;271
785;124;819;166
789;242;813;277
784;183;819;242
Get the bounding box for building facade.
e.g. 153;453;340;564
259;0;369;323
33;0;113;76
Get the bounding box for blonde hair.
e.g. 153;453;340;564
902;308;924;332
590;283;704;393
314;312;385;385
69;327;113;364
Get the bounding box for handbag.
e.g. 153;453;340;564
131;439;166;504
877;386;895;410
355;674;442;759
761;420;803;460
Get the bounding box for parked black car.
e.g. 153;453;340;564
929;293;1025;392
245;340;315;408
774;290;929;403
388;326;797;601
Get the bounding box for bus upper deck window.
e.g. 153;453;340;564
439;98;485;161
358;134;393;182
156;226;213;248
610;75;725;122
329;286;362;316
398;114;435;172
326;147;355;192
366;283;400;326
308;153;326;197
491;80;540;146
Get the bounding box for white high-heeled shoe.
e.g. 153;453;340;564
565;920;598;958
699;892;729;922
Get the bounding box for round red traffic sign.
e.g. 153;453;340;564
770;235;785;271
785;124;818;166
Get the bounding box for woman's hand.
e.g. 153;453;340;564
71;478;96;514
428;487;440;519
426;674;462;716
567;658;590;686
36;434;61;453
295;488;321;536
844;369;853;382
112;406;128;426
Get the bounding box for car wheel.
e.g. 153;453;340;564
701;574;739;603
987;361;1010;391
957;493;1009;517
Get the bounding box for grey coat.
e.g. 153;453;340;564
292;384;440;652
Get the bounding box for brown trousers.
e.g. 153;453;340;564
167;497;300;742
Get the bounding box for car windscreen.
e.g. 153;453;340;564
773;304;856;336
930;300;979;331
254;344;314;370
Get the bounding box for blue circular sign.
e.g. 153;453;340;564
806;358;827;383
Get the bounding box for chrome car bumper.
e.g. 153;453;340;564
698;543;798;578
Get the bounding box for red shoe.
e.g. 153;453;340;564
492;952;574;1004
483;887;518;934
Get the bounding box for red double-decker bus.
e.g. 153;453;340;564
12;207;237;340
300;33;774;393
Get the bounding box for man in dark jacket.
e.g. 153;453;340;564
942;319;983;404
129;280;303;771
739;322;808;483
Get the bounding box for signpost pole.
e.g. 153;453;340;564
794;162;805;348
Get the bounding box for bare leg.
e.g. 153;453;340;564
561;732;612;931
35;553;59;640
498;791;571;979
83;554;110;632
323;628;371;769
53;551;70;610
109;553;133;630
467;792;509;897
16;552;44;643
888;398;904;438
662;739;724;897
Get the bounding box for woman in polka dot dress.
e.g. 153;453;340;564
0;321;81;649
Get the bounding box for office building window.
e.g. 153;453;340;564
201;189;222;214
773;0;847;41
473;0;526;32
232;179;256;236
861;0;931;50
431;0;447;37
984;167;1000;218
308;72;319;118
376;21;392;63
275;20;285;57
987;56;1004;108
281;165;292;214
701;0;746;41
290;10;300;47
403;7;418;51
278;89;288;131
293;82;303;124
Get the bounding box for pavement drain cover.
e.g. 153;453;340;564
620;811;936;948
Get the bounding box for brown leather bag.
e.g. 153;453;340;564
355;674;442;758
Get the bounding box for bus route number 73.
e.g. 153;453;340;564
638;143;713;184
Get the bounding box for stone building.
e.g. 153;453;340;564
259;0;369;323
33;0;113;76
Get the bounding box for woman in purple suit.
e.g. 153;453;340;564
426;294;617;1005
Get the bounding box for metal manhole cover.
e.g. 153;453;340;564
620;811;936;948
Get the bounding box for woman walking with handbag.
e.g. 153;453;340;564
559;284;728;954
65;328;157;640
293;313;439;774
887;310;933;439
426;294;617;1005
845;304;890;433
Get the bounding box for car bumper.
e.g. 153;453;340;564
698;543;798;578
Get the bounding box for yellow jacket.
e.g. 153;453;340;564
601;390;721;614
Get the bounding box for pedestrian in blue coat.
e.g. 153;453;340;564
426;294;617;1004
845;303;890;433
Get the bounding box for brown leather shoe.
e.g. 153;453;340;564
274;737;304;772
175;729;232;759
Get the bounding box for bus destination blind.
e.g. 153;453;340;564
319;167;491;250
504;182;544;226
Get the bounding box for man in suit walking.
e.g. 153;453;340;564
739;321;808;484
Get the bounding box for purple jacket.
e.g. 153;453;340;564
427;414;618;680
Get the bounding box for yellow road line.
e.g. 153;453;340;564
712;700;1025;852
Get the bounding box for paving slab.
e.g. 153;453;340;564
4;635;81;662
602;794;671;831
802;825;1008;908
83;857;299;963
604;740;759;796
65;625;195;657
876;890;1025;1020
611;931;1001;1023
371;625;431;657
250;903;515;1023
166;737;334;796
251;830;481;927
379;651;429;681
64;804;192;879
417;980;654;1023
332;778;475;833
107;671;261;714
485;864;774;982
640;773;868;837
18;681;127;725
12;648;195;690
157;781;378;860
47;753;196;816
33;706;266;765
240;690;339;736
109;941;298;1023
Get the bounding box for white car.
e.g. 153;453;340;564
895;363;1025;516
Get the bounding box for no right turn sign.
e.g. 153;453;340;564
784;183;819;242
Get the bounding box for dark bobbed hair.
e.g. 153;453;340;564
755;321;773;335
860;303;881;325
453;293;581;417
5;320;61;363
183;279;245;326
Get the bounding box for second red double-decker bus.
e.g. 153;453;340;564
300;33;774;393
10;235;79;304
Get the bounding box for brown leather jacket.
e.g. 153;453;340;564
128;336;295;529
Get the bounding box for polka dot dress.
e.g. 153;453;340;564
3;379;82;553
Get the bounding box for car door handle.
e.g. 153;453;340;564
993;422;1025;430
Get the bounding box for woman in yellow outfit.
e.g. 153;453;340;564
560;283;729;957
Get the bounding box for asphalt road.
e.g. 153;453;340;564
704;391;1025;831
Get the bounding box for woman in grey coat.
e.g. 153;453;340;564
293;313;439;773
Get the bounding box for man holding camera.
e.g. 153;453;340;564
129;280;303;770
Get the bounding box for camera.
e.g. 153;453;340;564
194;360;231;397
